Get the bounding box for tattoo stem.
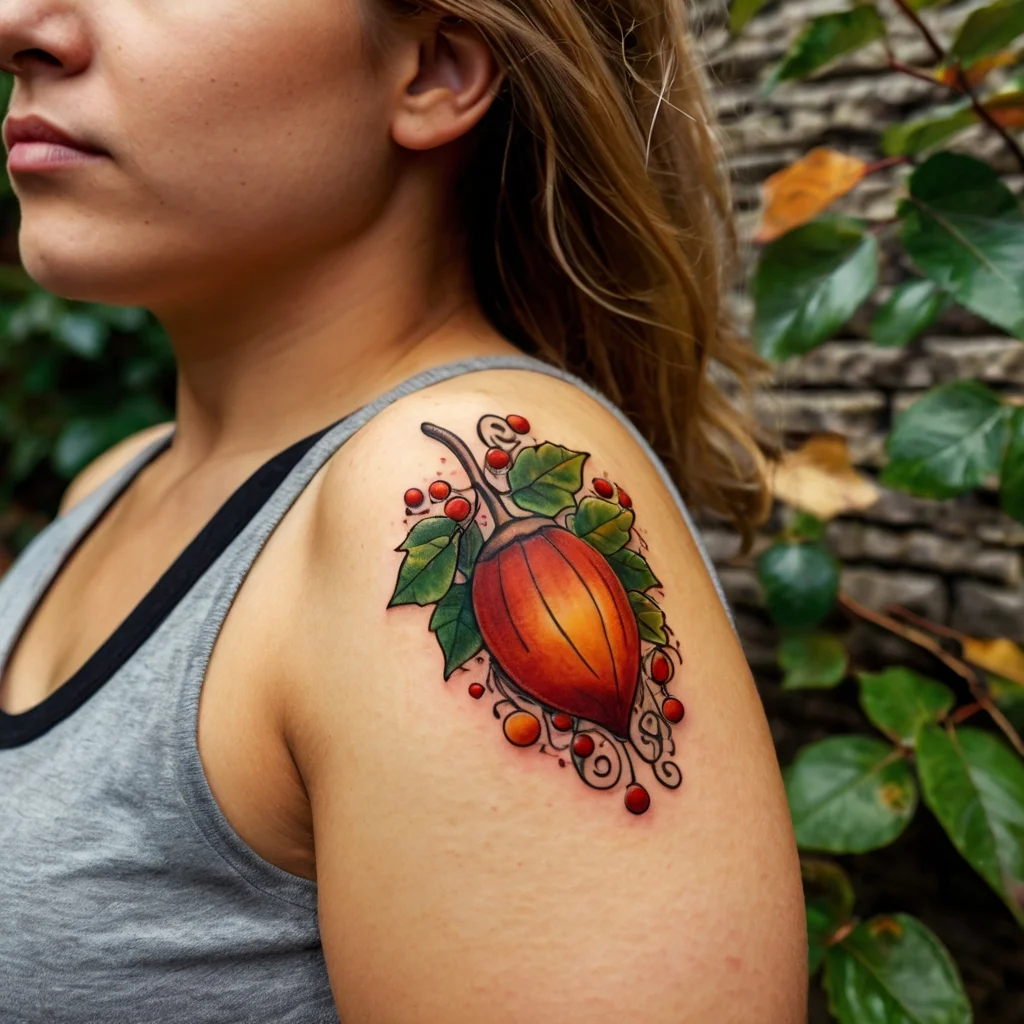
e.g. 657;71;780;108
421;422;512;526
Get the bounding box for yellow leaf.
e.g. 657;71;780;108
756;148;868;244
988;105;1024;128
869;917;903;938
962;637;1024;686
936;50;1018;88
769;434;880;520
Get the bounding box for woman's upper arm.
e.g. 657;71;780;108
286;372;807;1023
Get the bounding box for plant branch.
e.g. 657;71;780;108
838;593;1024;756
884;604;964;640
887;57;947;88
954;66;1024;175
865;156;909;175
420;422;512;526
890;0;945;63
950;702;983;725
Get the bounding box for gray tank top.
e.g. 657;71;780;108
0;354;734;1023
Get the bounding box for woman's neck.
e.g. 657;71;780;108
153;196;518;468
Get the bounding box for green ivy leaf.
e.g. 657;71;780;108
951;0;1024;66
606;548;661;592
429;582;483;679
989;673;1024;731
389;517;460;608
763;5;887;93
857;668;955;744
95;304;149;332
881;100;975;157
508;442;588;516
53;312;110;360
823;914;972;1024
899;153;1024;338
785;735;918;853
1001;407;1024;524
757;541;841;630
871;278;952;348
50;395;167;478
9;434;48;483
803;859;856;976
730;0;770;33
881;381;1010;498
778;633;849;690
753;218;878;360
628;591;667;644
457;521;485;578
790;511;826;542
571;496;634;554
917;724;1024;925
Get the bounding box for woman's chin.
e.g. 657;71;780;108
17;241;154;307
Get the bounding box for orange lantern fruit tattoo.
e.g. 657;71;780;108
388;413;685;815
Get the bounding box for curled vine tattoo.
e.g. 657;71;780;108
388;413;686;815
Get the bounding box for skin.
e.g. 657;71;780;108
0;2;807;1021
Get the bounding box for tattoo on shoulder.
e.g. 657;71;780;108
387;413;685;816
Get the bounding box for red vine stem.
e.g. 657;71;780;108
954;66;1024;174
864;155;909;175
887;0;1024;172
950;702;983;725
887;57;946;88
884;604;964;640
838;594;1024;757
420;422;512;526
827;921;857;946
890;0;945;63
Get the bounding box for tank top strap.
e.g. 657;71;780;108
0;428;174;676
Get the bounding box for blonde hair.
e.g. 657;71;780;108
370;0;772;546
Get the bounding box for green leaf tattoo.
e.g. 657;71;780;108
457;521;485;578
571;496;633;554
606;548;660;592
389;516;460;607
429;582;484;679
628;590;668;644
507;442;588;515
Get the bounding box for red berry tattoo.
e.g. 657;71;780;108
389;413;686;816
444;496;472;521
485;447;511;470
404;487;424;508
651;651;672;685
572;733;595;758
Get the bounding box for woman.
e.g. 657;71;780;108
0;0;806;1021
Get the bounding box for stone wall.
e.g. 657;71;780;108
694;0;1024;665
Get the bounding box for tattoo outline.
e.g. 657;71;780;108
388;414;686;815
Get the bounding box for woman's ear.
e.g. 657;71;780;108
391;17;504;151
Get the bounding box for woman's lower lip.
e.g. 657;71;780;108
7;140;108;173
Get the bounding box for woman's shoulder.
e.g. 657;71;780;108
57;421;176;516
277;367;807;1021
317;364;689;544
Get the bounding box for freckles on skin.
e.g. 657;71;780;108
17;0;393;299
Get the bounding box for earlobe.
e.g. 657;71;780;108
391;18;502;152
